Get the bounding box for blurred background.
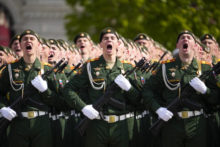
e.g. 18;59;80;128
0;0;220;51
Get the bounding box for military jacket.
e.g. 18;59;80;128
62;55;139;115
0;58;55;111
142;56;218;112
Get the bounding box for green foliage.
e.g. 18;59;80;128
65;0;220;50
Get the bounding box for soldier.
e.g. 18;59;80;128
142;30;218;147
0;29;56;147
123;34;154;147
9;34;23;58
200;34;219;64
74;32;93;62
200;34;220;147
59;27;140;147
39;38;50;63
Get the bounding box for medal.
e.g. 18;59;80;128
171;72;175;77
96;71;100;76
15;73;19;78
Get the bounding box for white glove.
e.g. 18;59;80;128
114;74;131;91
156;107;173;121
189;77;207;94
0;107;17;121
81;105;99;120
31;75;48;92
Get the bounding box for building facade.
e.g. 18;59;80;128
0;0;71;46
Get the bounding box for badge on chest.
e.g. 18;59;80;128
168;68;176;78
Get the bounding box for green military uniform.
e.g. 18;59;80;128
128;69;153;147
49;67;84;147
62;55;139;147
205;58;220;147
0;58;54;147
142;56;218;147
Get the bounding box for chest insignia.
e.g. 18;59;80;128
93;67;101;71
59;79;64;87
168;68;176;72
14;73;19;78
171;72;175;77
96;71;100;76
13;68;20;72
141;76;145;84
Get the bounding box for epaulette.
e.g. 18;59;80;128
121;60;135;67
161;58;175;64
87;57;100;63
70;66;75;70
200;60;211;65
217;59;220;62
42;62;52;67
9;59;19;64
151;59;159;63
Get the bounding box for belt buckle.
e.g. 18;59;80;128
28;111;35;119
109;115;116;123
181;111;188;118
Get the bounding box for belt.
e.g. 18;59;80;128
136;110;149;119
21;111;48;119
96;112;134;123
177;109;203;119
49;110;81;120
70;110;81;117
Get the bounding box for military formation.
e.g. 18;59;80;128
0;27;219;147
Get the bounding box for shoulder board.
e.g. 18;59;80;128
121;60;134;66
217;59;220;62
200;61;211;65
87;57;100;63
151;59;159;63
161;58;175;64
9;59;19;64
70;66;75;70
42;62;52;67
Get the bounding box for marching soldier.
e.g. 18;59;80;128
9;34;23;58
200;34;220;147
0;29;60;147
74;32;93;63
60;27;140;147
142;30;219;147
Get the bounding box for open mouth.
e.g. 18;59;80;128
26;45;32;50
107;45;112;50
15;49;21;52
48;54;54;58
183;43;188;49
80;45;85;50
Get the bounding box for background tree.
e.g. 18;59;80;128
65;0;220;51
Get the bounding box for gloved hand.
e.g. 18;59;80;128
114;74;131;91
156;107;173;121
81;105;99;120
31;75;48;92
0;107;17;121
189;77;207;94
